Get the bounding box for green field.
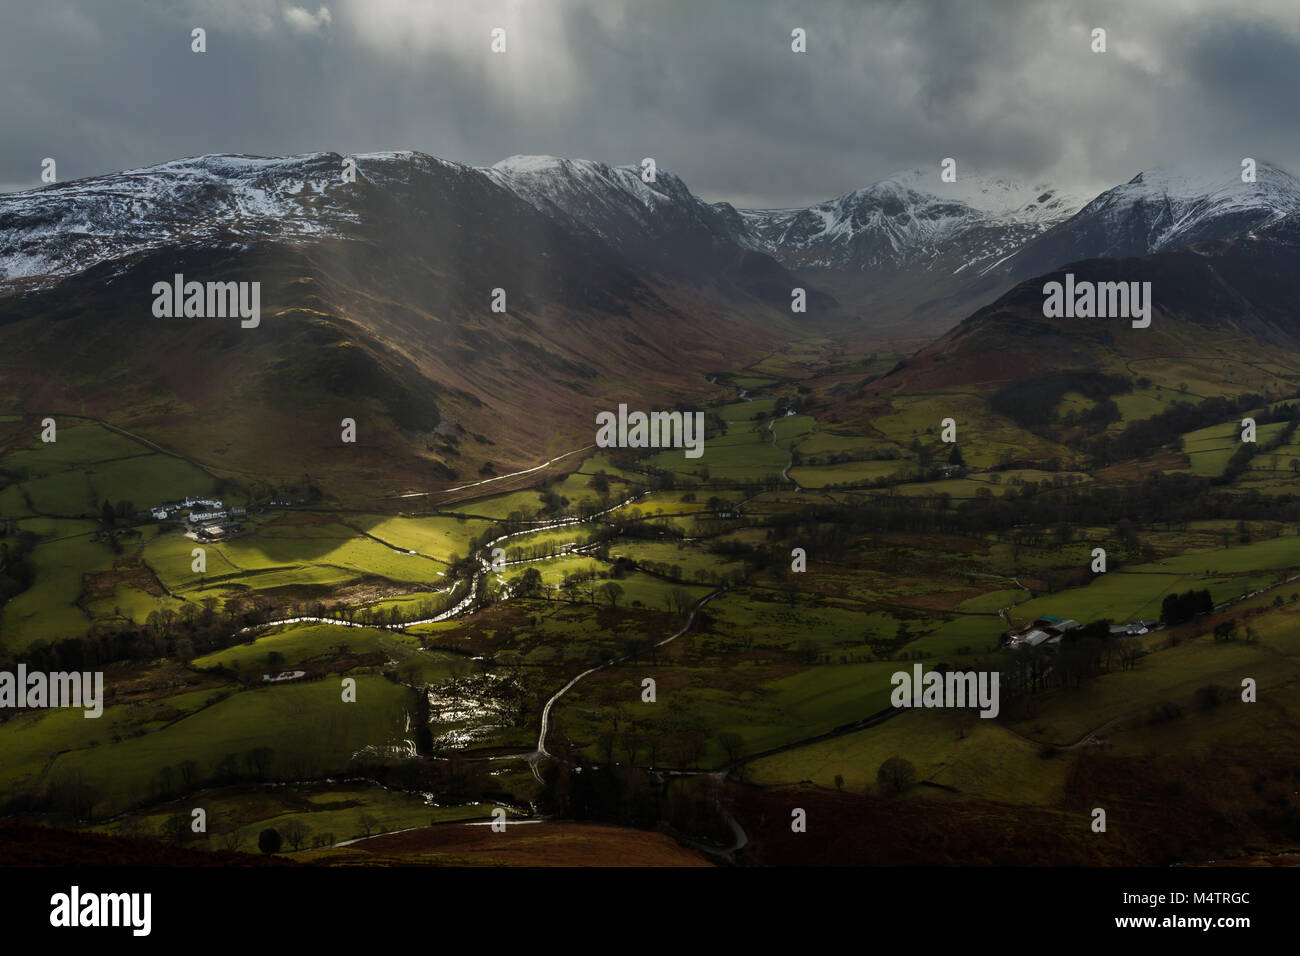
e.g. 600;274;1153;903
0;532;114;647
27;676;413;816
90;782;497;849
0;423;220;518
8;340;1300;866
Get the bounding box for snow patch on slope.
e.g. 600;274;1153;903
0;153;359;291
739;169;1087;272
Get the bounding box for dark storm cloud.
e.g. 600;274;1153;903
1181;18;1300;135
2;0;1299;206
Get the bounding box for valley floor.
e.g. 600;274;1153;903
3;340;1300;865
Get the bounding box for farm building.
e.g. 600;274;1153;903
183;496;223;509
187;510;227;524
1007;616;1084;649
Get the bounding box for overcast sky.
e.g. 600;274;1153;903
3;0;1300;207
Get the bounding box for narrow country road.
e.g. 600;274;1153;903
768;416;804;492
389;444;596;502
534;589;724;761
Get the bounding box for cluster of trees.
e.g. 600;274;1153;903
877;756;917;794
346;751;501;806
232;474;316;504
1059;398;1122;431
10;599;258;674
990;371;1132;431
533;708;735;841
1219;417;1299;486
795;446;900;468
6;582;457;678
992;633;1146;718
1213;618;1260;643
314;592;456;627
145;746;331;804
0;527;36;604
813;460;1087;494
502;534;597;564
1089;391;1295;465
97;499;138;528
765;472;1300;545
503;564;717;616
556;567;601;604
663;586;701;623
21;743;326;823
631;556;740;588
540;754;733;842
1162;588;1214;625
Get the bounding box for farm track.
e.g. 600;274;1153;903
387;444;597;506
995;715;1128;752
534;589;723;763
768;416;805;492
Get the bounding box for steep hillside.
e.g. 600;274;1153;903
879;210;1300;396
739;169;1085;342
485;154;837;315
994;162;1300;284
7;153;1300;500
0;152;803;501
741;168;1082;274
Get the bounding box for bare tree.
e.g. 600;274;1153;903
718;731;745;765
601;581;625;608
876;756;917;795
178;759;200;789
281;819;311;851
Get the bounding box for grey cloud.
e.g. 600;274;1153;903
1;0;1297;206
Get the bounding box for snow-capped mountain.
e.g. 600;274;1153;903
0;150;811;313
0;151;501;293
483;159;1086;281
0;150;806;500
482;154;809;308
739;168;1085;275
484;155;748;254
5;149;1300;486
479;159;1092;339
887;206;1300;396
993;161;1300;282
6;150;1300;340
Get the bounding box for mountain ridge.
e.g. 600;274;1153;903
6;150;1300;498
8;151;1300;330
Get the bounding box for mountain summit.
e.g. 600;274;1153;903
992;161;1300;282
739;168;1084;275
